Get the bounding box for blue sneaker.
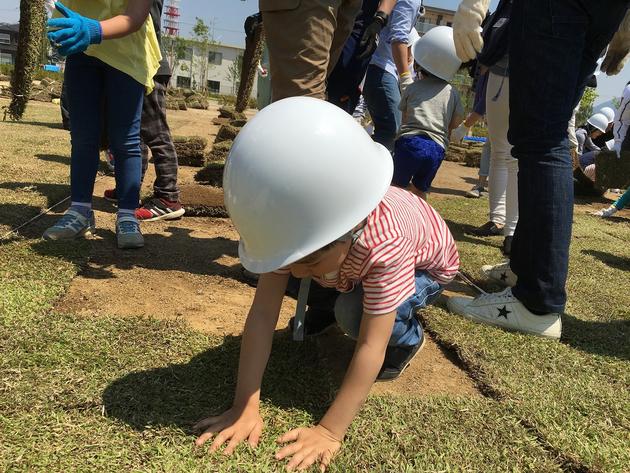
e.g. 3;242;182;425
43;209;95;240
116;215;144;249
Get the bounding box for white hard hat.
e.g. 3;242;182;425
599;106;615;123
413;26;462;81
223;97;393;274
587;113;608;133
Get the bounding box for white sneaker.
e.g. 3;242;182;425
480;261;517;287
591;206;617;218
447;288;562;339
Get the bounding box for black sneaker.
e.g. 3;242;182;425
376;333;426;381
470;221;504;237
502;235;513;256
288;308;337;337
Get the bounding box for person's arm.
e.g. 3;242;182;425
100;0;152;39
47;1;152;57
584;135;601;152
357;0;398;59
275;310;396;471
388;1;421;80
194;272;289;453
601;8;630;75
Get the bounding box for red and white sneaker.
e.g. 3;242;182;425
135;197;185;222
104;188;118;203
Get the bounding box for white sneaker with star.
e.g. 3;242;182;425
480;261;517;287
447;288;561;339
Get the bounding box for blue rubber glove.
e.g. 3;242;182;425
47;2;102;57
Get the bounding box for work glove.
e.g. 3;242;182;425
399;71;414;93
357;11;388;60
601;9;630;75
47;2;102;57
451;123;470;143
453;0;490;62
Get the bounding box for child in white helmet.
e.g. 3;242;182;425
194;97;459;471
393;26;465;200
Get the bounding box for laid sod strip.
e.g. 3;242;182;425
2;240;559;472
428;198;630;472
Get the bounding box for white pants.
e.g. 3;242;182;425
486;72;519;237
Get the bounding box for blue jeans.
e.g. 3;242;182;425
479;140;491;178
363;65;401;152
65;53;144;211
508;0;628;313
334;271;443;347
393;135;445;192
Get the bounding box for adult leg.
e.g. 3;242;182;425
509;0;628;313
140;76;180;202
363;65;401;152
262;0;359;100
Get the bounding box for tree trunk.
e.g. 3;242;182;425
235;25;264;113
7;0;46;121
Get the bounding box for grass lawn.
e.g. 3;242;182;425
1;99;628;471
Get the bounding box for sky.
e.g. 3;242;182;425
0;0;627;105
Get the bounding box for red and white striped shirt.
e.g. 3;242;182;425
280;187;459;315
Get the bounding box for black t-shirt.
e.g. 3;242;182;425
151;0;172;78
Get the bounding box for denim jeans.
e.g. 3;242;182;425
363;64;401;152
508;0;628;313
65;53;144;211
334;271;442;347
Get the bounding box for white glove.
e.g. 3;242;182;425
399;71;414;93
451;123;470;143
453;0;490;62
601;9;630;75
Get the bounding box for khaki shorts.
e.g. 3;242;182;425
260;0;361;101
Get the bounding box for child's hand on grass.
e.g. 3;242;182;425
193;403;263;455
275;424;341;472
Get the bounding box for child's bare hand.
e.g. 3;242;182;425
193;404;263;455
275;425;341;472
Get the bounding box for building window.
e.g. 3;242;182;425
177;76;191;88
207;80;220;94
0;33;10;45
436;15;443;25
208;51;223;65
0;52;13;64
447;21;452;27
178;47;193;60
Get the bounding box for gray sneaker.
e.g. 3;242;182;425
43;209;95;240
116;216;144;249
466;185;487;198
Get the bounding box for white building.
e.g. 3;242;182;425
169;41;256;97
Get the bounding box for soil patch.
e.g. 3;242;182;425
431;161;480;198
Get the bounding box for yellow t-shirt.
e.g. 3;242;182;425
59;0;161;92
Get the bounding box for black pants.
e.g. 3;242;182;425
140;75;180;201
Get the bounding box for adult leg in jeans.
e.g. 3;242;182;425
140;76;180;202
363;65;401;152
509;0;628;313
261;0;361;101
486;73;518;240
104;62;144;212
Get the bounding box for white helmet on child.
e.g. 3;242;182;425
413;26;462;81
223;97;393;274
599;106;615;124
587;113;608;133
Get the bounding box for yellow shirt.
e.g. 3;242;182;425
59;0;161;92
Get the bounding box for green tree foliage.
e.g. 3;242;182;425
576;88;598;126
